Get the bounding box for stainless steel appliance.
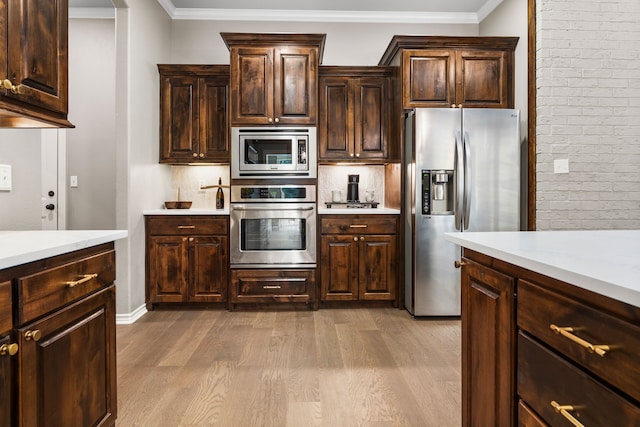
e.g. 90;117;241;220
231;127;317;179
405;108;521;316
230;184;316;268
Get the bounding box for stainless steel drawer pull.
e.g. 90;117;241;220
66;273;98;288
550;324;610;357
263;285;282;289
349;224;367;228
177;225;196;229
551;401;585;427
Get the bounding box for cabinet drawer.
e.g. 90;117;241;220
146;215;228;235
320;216;397;234
518;332;640;426
231;269;314;303
517;400;548;427
0;281;11;334
16;250;115;324
518;279;640;403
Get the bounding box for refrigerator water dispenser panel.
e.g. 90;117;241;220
422;169;454;215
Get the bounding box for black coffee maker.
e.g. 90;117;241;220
347;174;359;202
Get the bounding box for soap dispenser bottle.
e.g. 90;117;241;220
215;177;224;209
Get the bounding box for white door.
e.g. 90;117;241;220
41;129;66;230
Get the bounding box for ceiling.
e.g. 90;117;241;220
68;0;504;23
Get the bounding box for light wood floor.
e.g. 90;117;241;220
116;307;461;426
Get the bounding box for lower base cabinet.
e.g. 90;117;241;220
0;243;117;427
230;269;316;310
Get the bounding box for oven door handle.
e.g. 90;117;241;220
231;206;315;211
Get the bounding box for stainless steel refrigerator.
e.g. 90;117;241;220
404;108;521;316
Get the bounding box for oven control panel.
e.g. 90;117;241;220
231;185;316;203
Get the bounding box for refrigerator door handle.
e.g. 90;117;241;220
454;131;464;230
463;131;472;230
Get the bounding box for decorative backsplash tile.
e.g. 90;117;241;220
318;165;385;206
171;165;230;208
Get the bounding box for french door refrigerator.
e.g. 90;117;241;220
404;108;521;316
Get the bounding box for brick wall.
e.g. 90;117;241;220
536;0;640;229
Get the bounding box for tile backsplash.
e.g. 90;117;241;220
318;165;385;206
171;165;230;208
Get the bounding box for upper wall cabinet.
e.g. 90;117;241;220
318;66;397;163
221;33;326;126
158;65;230;164
0;0;72;127
379;36;518;110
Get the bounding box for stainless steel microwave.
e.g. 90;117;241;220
231;127;317;179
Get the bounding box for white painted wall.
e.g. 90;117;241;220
536;0;640;230
0;129;42;229
67;19;117;230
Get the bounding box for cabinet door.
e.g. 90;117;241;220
461;259;515;427
320;235;359;300
5;0;68;114
0;334;13;426
358;234;396;301
273;46;317;125
353;77;389;161
148;235;189;303
199;77;229;162
17;286;116;427
403;49;455;108
230;47;273;125
159;75;199;162
318;76;353;160
456;50;509;108
190;236;228;302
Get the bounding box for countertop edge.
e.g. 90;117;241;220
0;230;128;270
143;209;229;215
318;208;401;215
445;231;640;309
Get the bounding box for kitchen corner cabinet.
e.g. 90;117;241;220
320;215;398;303
0;0;72;127
221;32;325;126
318;66;396;163
460;258;515;427
158;65;229;164
145;215;229;308
460;249;640;427
379;36;518;109
0;243;117;427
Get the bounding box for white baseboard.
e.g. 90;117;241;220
116;304;147;325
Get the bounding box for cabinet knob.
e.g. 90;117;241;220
360;236;365;241
350;153;354;157
2;78;23;94
0;343;18;356
199;153;204;158
454;260;467;268
192;153;198;158
189;237;194;242
25;330;41;342
268;117;273;123
274;118;279;123
451;104;456;108
353;237;358;241
355;153;360;157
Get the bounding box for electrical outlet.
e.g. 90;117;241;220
70;175;78;187
553;159;569;174
0;164;12;191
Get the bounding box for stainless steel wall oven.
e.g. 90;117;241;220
230;184;316;268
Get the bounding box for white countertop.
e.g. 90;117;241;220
318;207;401;215
0;230;128;270
144;208;229;215
445;230;640;308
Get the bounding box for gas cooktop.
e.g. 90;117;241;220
324;201;379;209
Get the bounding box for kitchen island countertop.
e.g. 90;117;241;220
445;230;640;308
0;230;128;270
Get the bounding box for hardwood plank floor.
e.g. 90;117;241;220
116;308;460;426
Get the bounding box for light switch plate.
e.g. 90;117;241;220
554;159;569;174
0;164;11;191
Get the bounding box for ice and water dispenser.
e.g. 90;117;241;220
421;170;454;215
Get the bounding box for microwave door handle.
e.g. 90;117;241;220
232;206;315;211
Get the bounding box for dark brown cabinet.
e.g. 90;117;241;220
0;0;72;127
145;215;229;308
318;67;395;163
221;33;325;126
460;258;515;427
230;269;316;309
379;36;518;109
0;281;14;426
158;65;229;164
320;215;398;302
0;243;118;427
